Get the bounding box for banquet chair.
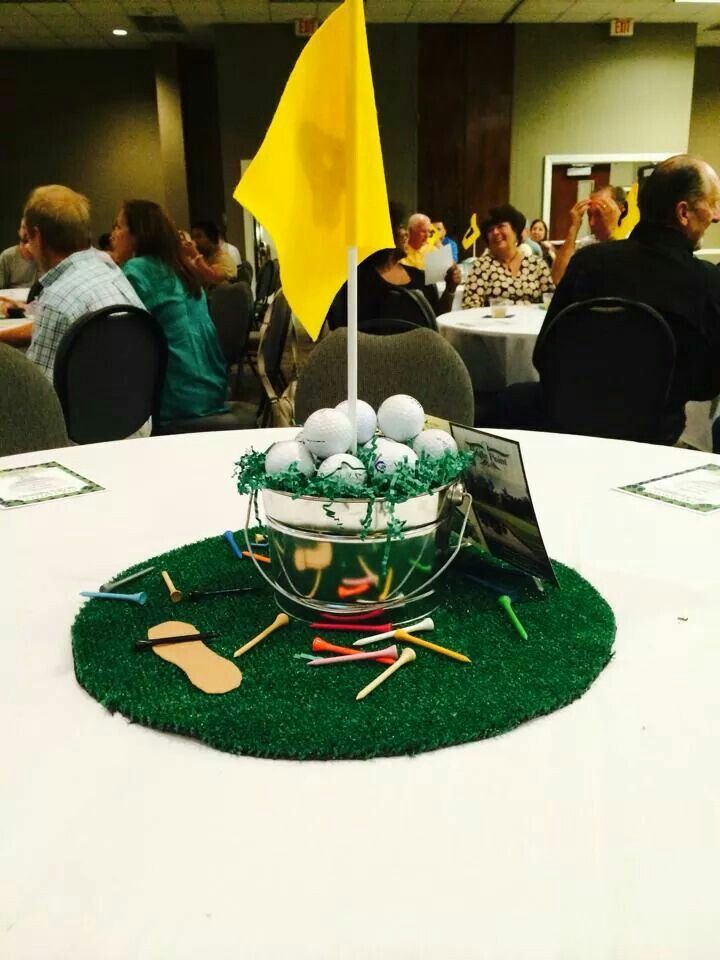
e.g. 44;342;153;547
0;343;69;456
257;290;293;426
253;258;280;326
236;262;253;286
375;287;438;331
538;297;677;443
208;281;254;398
359;317;417;336
294;327;474;425
53;305;167;444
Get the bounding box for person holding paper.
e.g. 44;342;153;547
433;221;458;262
462;205;554;309
400;213;433;270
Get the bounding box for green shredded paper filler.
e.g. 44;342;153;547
72;529;616;761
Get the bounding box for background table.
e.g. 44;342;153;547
3;428;720;958
437;303;545;392
0;286;30;303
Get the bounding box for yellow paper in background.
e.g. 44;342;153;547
612;182;639;240
462;213;480;251
233;0;393;340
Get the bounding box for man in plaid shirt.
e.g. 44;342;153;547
24;185;144;379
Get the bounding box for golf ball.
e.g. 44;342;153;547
335;399;377;445
377;394;425;442
317;453;367;486
371;437;418;475
264;440;315;477
302;408;353;460
413;429;458;459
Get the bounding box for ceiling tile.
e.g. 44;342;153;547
409;0;463;21
366;0;411;21
269;1;316;21
316;2;340;17
219;0;270;19
452;0;514;21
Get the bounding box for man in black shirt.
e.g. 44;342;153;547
533;155;720;442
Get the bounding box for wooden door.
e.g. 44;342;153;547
549;164;610;240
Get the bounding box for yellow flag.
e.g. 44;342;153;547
612;182;639;240
233;0;393;340
462;213;480;251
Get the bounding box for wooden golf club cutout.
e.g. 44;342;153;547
148;620;242;694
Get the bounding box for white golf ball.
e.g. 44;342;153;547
335;399;377;445
302;408;353;460
377;394;425;442
413;429;458;459
317;453;367;486
371;437;418;476
264;440;315;477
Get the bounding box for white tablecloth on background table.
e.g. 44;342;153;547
2;427;720;958
0;286;30;302
437;303;546;392
434;281;464;311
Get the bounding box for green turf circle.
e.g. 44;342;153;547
71;531;615;760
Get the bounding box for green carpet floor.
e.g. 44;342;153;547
72;530;615;761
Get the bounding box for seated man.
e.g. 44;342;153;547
534;155;720;443
24;184;145;379
400;212;433;270
551;185;626;284
0;219;37;289
186;220;237;287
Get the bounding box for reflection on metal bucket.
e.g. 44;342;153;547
243;484;472;624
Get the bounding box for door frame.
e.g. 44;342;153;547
541;152;680;229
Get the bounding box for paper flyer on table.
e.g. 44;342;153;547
423;243;454;284
616;464;720;514
0;462;103;509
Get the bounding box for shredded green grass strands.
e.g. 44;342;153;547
235;446;474;546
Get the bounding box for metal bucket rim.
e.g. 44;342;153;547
260;481;455;509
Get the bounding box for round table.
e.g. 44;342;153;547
437;303;546;392
3;429;720;959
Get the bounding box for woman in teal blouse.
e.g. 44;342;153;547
111;200;227;424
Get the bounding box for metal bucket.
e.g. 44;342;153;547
243;483;472;623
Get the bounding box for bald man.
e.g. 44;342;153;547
534;154;720;443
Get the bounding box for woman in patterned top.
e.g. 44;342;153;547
462;205;554;309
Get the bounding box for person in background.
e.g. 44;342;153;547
111;201;228;425
24;185;144;380
219;225;242;269
0;219;37;289
183;220;237;288
432;221;458;262
551;185;626;284
394;224;409;254
400;212;433;269
529;218;556;268
462;204;554;308
534;155;720;443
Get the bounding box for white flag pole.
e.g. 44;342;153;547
347;245;358;454
346;0;359;455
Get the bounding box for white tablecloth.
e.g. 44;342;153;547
0;286;30;302
2;429;720;958
437;303;546;392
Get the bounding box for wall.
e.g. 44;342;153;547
214;23;418;250
0;51;164;244
689;47;720;250
510;24;697;224
418;25;513;245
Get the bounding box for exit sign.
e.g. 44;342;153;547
295;17;319;37
610;18;634;36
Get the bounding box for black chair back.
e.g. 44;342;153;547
208;281;253;367
236;262;253;286
53;304;167;444
258;290;292;392
538;297;676;442
376;287;438;331
359;317;418;336
254;259;280;324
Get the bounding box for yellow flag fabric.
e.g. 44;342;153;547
612;182;639;240
233;0;393;340
462;213;480;251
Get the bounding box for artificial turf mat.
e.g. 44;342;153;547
71;530;615;761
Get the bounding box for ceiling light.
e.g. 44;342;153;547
674;1;720;4
112;28;128;36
